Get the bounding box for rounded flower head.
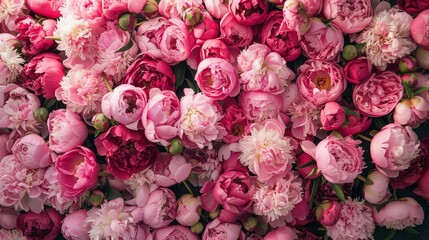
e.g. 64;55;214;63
12;134;53;169
220;13;254;48
370;124;420;178
17;209;62;240
0;38;24;85
202;219;245;240
141;188;177;228
239;120;295;184
264;226;298;240
323;0;372;34
393;96;429;127
228;0;268;26
374;197;424;230
363;170;391;204
153;225;198;240
356;8;416;71
353;71;403;117
61;209;90;240
238;91;283;121
326;199;375;240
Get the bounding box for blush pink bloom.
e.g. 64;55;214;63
228;0;268;25
302;134;364;184
17;209;62;240
353;71;403;117
55;68;109;116
370;123;420;178
0;38;25;85
12;134;53;169
286;93;321;140
393;96;429;127
202;219;245;240
239;120;295;184
297;59;346;106
62;0;104;25
152;154;192;187
410;10;429;50
238;91;283;121
55;146;99;199
179;89;226;149
373;197;424;230
25;0;63;19
142;89;180;146
0;0;25;31
15;17;56;56
61;209;90;240
141;188;177;228
204;0;228;19
260;11;301;62
280;0;311;35
0;206;19;229
238;43;295;94
48;109;88;154
153;225;198;240
300;18;344;61
220;13;254;48
92;23;139;81
136;17;190;65
363;170;391;204
158;0;201;19
102;84;147;130
319;102;346;131
195;58;240;100
264;226;298;240
326;199;375;240
343;57;372;85
356;8;416;71
102;0;146;20
323;0;372;34
176;194;202;226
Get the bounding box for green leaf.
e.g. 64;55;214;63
115;36;133;53
324;231;329;240
106;188;122;201
330;183;346;201
414;86;429;95
374;118;387;130
185;78;200;93
402;81;414;99
342;106;359;117
43;98;57;109
404;227;420;235
173;61;187;90
384;229;396;240
296;160;316;170
309;176;321;209
355;43;366;52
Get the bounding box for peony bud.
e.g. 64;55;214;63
169;138;184;155
296;152;320;179
363;170;391;204
244;217;258;232
183;7;203;27
176;194;202;226
209;208;220;219
416;47;429;69
316;200;342;226
92;113;111;132
402;73;417;87
190;222;204;235
88;190;105;207
342;45;358;60
34;107;49;122
143;0;159;19
118;13;136;31
399;56;417;73
319;102;346;131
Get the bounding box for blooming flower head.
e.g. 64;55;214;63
373;197;424;230
239;119;295;184
323;0;372;34
0;229;26;240
356;8;416;71
326;199;375;240
287;94;321;140
0;0;25;31
0;40;24;85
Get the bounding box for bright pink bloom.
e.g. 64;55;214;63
220;101;250;143
191;12;220;41
62;0;104;25
398;0;429;14
25;0;62;18
102;0;146;20
373;197;424;230
200;39;230;61
158;0;201;19
319;102;346;131
323;0;372;34
220;13;254;48
15;17;56;56
61;210;90;240
343;57;372;85
316;200;342;226
202;219;245;240
12;134;53;169
296;152;320;179
228;0;268;25
337;110;372;136
204;0;228;19
17;209;62;240
152;154;192;187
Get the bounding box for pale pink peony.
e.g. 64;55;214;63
158;0;201;19
0;39;25;85
238;91;284;122
185;148;222;186
252;173;303;222
12;134;54;169
0;229;26;240
202;219;245;240
393;96;429;127
363;170;391;204
62;0;104;25
370;124;420;178
102;0;146;20
239;119;295;183
280;0;311;35
142;88;180;146
178;88;226;149
373;197;424;230
326;199;375;240
48;109;88;154
152;154;192;187
140;188;177;228
300;18;344;61
195;57;240;100
237;43;295;94
86;198;139;240
220;13;254;48
301;134;364;184
153;225;198;240
264;226;298;240
300;0;323;16
204;0;228;19
55;68;109;116
0;0;25;31
353;71;403;117
411;9;429;50
0;206;19;229
323;0;372;34
356;8;416;71
0;155;48;213
61;209;91;240
319;102;346;131
297;59;346;106
176;194;202;226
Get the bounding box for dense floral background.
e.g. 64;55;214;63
1;0;429;239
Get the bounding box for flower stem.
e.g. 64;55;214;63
357;133;372;142
183;181;194;195
357;175;373;185
103;76;113;92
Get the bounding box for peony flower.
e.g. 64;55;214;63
102;0;146;20
356;8;416;71
200;39;230;61
410;10;429;50
264;226;298;240
204;0;228;19
152;154;192;187
326;199;375;240
0;39;25;85
15;16;57;56
20;53;64;99
220;101;250;143
393;96;429;127
178;88;226;149
296;59;346;106
238;91;284;122
86;198;138;240
239;119;295;183
363;170;391;204
0;0;25;31
12;134;53;169
398;0;429;15
202;219;245;239
191;12;220;41
300;18;344;61
337;109;372;136
61;0;104;25
252;173;303;222
55;68;109;116
220;13;254;48
48;109;88;154
0;206;19;229
316;200;342;226
140;188;177;228
286;92;321;140
17;209;62;240
353;71;403;117
323;0;372;34
319;102;346;131
296;153;320;179
25;0;63;19
153;225;198;240
301;134;364;184
55;146;99;199
176;194;202;226
0;229;26;240
370;123;420;177
195;58;240;100
185;148;222;186
158;0;201;19
280;0;311;35
228;0;268;26
61;209;90;240
373;197;424;230
343;57;372;85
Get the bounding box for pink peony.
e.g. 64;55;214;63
55;146;99;199
191;12;220;41
220;13;254;48
220;100;250;143
204;0;228;19
61;209;90;240
142;89;180;146
264;226;298;240
300;18;344;61
20;53;64;99
0;206;19;229
280;0;311;35
48;109;88;154
0;40;25;85
301;134;364;184
15;17;57;56
316;200;342;226
373;197;424;230
102;0;146;20
12;134;53;169
25;0;63;19
337;109;372;136
238;91;284;122
323;0;372;34
61;0;104;25
353;71;403;117
152;154;192;187
370;123;420;177
202;219;245;239
140;188;177;228
0;229;26;240
17;209;62;240
228;0;268;25
319;102;346;131
178;89;226;149
356;8;416;71
239;120;295;183
176;194;202;226
326;199;375;240
296;59;346;106
343;57;372;85
102;84;147;130
158;0;201;19
153;225;198;240
286;92;321;140
200;39;230;61
0;0;25;31
296;152;320;179
195;58;240;100
363;170;391;204
393;96;429;127
398;0;429;15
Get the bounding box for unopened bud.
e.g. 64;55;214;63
169;138;184;155
143;0;159;19
92;113;111;132
191;222;204;235
209;208;220;219
244;217;258;232
88;190;105;207
34;107;49;122
182;7;203;27
402;73;417;88
118;13;136;31
342;45;358;61
316;200;342;226
399;56;417;73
